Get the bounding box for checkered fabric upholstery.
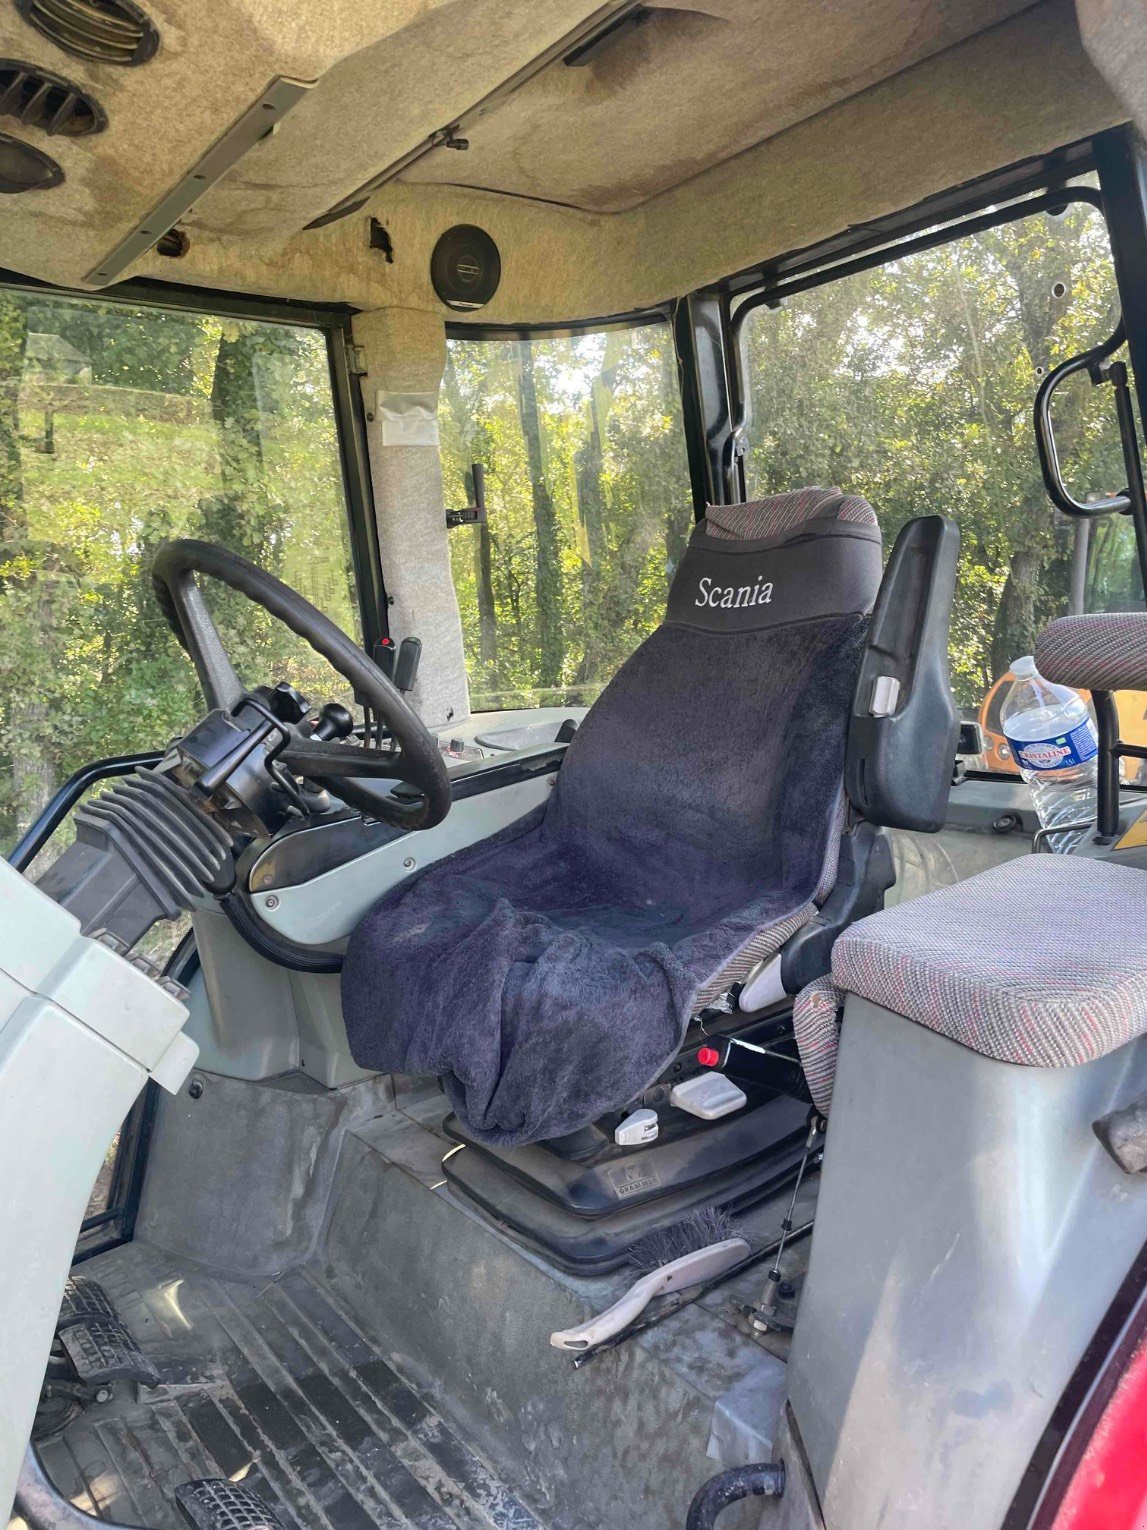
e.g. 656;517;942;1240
1035;611;1147;693
793;974;844;1113
833;855;1147;1067
693;903;817;1011
704;488;877;542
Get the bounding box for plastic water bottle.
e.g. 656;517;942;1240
1001;655;1099;852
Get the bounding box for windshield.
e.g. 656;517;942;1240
440;322;693;712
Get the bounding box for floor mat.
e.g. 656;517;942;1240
36;1242;542;1530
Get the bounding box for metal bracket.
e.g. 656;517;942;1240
446;461;487;529
84;77;314;287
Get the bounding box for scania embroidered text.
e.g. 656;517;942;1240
695;575;774;609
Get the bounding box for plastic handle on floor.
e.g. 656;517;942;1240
549;1237;750;1351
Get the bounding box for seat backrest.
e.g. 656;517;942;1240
544;488;883;916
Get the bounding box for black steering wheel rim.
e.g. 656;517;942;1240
152;538;450;831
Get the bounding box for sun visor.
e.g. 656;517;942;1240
664;520;882;634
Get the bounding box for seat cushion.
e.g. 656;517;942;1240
343;490;881;1146
833;855;1147;1067
1035;611;1147;693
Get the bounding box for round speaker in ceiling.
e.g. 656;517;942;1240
0;129;63;192
430;225;501;312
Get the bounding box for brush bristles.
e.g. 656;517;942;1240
627;1206;737;1273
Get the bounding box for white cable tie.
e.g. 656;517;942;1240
727;1035;793;1060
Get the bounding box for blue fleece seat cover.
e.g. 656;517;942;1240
341;491;881;1146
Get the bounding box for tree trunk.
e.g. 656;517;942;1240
664;495;690;580
575;338;630;685
474;508;498;677
991;544;1041;679
10;584;57;837
204;328;271;561
0;297;54;836
574;367;615;683
514;347;564;690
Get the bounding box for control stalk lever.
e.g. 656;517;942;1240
394;637;422;694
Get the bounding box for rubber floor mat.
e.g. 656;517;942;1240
35;1242;542;1530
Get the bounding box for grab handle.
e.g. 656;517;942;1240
1034;321;1132;518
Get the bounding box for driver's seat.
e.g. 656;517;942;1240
342;490;885;1146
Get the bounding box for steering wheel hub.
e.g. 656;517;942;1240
151;538;451;832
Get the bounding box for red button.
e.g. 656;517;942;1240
697;1045;721;1068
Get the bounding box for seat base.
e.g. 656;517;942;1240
444;1090;811;1273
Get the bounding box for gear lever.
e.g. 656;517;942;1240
394;636;422;694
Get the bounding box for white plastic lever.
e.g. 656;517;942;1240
549;1237;750;1351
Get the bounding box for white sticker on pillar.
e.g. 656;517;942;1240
377;391;440;447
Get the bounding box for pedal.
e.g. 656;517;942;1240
57;1276;118;1330
176;1478;287;1530
59;1316;161;1387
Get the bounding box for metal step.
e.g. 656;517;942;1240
57;1276;119;1331
176;1479;287;1530
59;1316;162;1388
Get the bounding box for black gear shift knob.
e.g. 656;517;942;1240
312;701;355;741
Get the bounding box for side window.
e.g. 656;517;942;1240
738;191;1129;771
440;322;693;711
0;291;361;857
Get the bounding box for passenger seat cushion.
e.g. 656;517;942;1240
1035;611;1147;693
793;974;843;1114
833;855;1147;1067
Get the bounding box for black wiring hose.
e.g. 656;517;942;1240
685;1463;786;1529
219;887;344;974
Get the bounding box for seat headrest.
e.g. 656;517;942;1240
1035;611;1147;693
703;487;879;542
664;487;882;634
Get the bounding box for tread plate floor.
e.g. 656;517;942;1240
36;1242;542;1530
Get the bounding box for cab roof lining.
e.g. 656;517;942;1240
0;0;1131;323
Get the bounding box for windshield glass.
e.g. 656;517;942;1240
440;322;693;711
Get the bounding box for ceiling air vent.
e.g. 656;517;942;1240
14;0;159;66
0;129;63;191
0;61;105;135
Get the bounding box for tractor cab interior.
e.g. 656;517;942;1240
3;2;1147;1528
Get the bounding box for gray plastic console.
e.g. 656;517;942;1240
786;996;1147;1528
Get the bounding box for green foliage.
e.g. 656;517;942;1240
0;191;1136;856
442;199;1131;725
742;197;1124;705
0;296;360;851
440;325;694;709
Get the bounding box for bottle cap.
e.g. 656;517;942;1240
1011;655;1037;678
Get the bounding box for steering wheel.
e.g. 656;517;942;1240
152;538;450;831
